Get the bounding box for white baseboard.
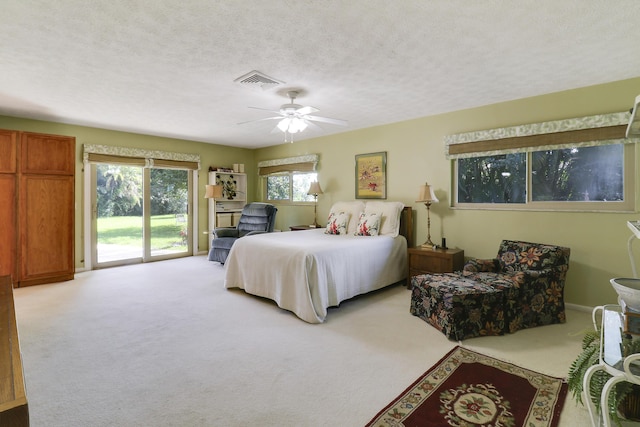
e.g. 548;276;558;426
565;302;593;313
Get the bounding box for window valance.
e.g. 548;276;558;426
83;144;200;170
444;112;638;159
258;154;319;176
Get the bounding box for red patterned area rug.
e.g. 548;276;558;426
365;346;567;427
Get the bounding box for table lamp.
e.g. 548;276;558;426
307;181;324;227
416;182;439;248
204;184;223;233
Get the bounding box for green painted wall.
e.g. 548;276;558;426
255;77;640;309
0;116;255;261
3;76;640;308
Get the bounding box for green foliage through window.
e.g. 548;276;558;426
266;173;317;202
458;154;526;203
97;164;189;217
456;144;626;208
97;164;143;217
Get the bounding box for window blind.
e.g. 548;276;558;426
83;144;200;170
258;154;318;176
445;112;636;159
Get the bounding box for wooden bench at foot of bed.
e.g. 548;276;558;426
0;275;29;427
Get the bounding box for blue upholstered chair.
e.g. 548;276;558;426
208;202;277;264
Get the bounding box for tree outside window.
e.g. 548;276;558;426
266;172;317;202
456;144;626;209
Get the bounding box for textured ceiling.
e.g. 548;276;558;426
1;1;640;148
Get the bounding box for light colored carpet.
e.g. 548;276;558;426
13;255;594;426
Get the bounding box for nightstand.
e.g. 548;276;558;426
407;247;464;286
289;225;318;231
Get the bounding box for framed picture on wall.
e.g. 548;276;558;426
355;151;387;199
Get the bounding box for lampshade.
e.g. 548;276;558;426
416;183;439;203
204;184;223;199
307;181;324;196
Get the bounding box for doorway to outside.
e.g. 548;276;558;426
91;163;192;268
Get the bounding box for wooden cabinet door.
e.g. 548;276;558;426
20;132;75;175
0;130;17;173
0;130;18;281
18;175;74;286
0;175;16;280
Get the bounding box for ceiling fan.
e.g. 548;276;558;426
238;90;348;142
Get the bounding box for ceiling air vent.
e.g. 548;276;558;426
234;71;284;91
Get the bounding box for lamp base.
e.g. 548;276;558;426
420;239;437;249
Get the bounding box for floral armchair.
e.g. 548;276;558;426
410;240;571;340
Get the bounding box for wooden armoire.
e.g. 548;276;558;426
0;129;75;287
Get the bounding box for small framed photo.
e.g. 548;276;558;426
355;151;387;199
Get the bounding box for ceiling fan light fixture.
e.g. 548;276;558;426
240;88;347;142
277;118;291;132
290;118;308;133
277;117;307;134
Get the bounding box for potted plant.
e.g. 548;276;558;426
568;329;640;426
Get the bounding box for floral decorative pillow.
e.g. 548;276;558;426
328;201;365;234
325;212;350;235
353;212;381;236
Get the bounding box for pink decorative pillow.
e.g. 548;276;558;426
353;212;381;236
325;211;350;235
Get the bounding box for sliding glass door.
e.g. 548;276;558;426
92;163;192;268
148;168;190;258
94;163;143;265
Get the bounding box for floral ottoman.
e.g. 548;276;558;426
410;272;514;341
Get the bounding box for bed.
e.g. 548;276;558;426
224;201;413;323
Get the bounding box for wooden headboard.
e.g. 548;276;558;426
399;206;414;248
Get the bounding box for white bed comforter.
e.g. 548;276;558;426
224;229;407;323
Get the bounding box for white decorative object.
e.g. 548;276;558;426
610;278;640;311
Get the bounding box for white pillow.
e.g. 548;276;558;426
364;201;404;237
325;211;350;235
353;212;381;236
329;201;365;234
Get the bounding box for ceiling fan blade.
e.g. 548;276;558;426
248;106;283;114
305;115;348;126
296;106;318;115
305;120;323;131
237;116;282;125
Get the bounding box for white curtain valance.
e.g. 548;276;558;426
83;144;201;170
258;154;319;176
445;112;639;159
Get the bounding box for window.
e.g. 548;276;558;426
456;144;632;210
457;153;526;204
258;154;319;203
448;112;636;212
265;172;317;202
